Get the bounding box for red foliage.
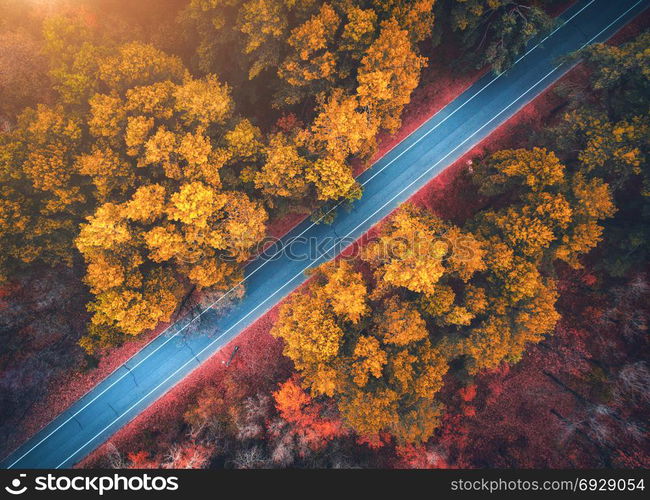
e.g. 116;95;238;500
126;451;158;469
273;376;346;451
459;384;477;402
356;432;392;450
275;113;303;133
394;444;448;469
265;211;309;240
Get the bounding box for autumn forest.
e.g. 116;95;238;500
0;0;648;470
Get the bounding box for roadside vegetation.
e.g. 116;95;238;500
84;24;648;469
1;0;647;468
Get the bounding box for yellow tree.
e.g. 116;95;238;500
0;104;88;279
555;173;616;267
272;258;452;444
461;279;560;373
565;111;648;192
473;148;615;268
237;0;288;78
473;147;566;197
254;133;310;199
77;180;267;351
174;74;233;127
306;154;358;201
42;14;107;106
362;204;484;295
372;0;436;42
315;260;369;324
274;141;617;444
19;105;85;212
69;48;269;351
272;290;345;397
357;19;426;132
308;89;379;160
457;147;615;372
558;108;648;276
98;42;185;93
339;6;378;60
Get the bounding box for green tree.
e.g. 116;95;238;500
437;0;555;73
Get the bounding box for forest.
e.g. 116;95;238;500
0;0;648;469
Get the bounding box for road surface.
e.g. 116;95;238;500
3;0;648;469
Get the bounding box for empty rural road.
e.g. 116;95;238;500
3;0;648;469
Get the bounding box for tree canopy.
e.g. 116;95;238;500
273;145;616;443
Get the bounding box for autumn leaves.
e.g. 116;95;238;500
0;2;434;354
271;147;616;444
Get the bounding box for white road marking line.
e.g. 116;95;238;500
8;0;635;468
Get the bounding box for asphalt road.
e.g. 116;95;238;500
3;0;648;469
